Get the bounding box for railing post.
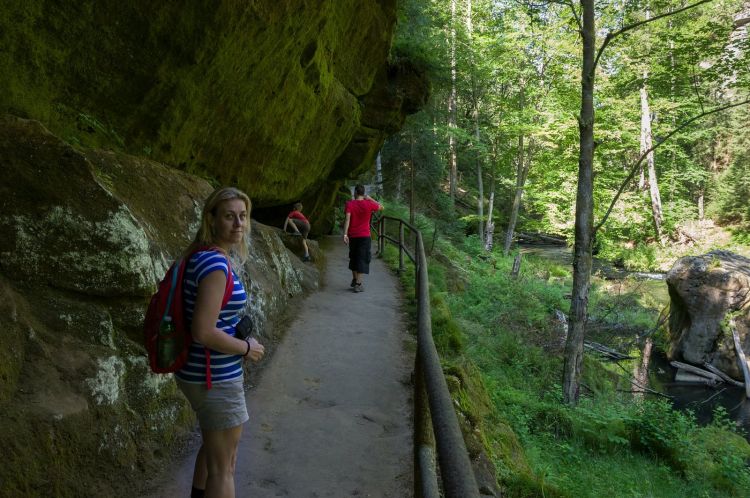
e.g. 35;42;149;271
399;222;405;273
414;354;439;498
379;217;385;256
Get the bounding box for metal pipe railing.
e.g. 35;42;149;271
376;216;480;498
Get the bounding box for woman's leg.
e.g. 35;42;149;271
192;445;208;493
202;424;244;498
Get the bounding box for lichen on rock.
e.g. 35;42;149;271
86;355;126;406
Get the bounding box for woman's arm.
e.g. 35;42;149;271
191;270;264;360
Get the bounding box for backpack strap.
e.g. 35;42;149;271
162;257;183;322
190;246;236;390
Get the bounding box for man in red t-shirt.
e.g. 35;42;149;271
283;202;311;261
343;184;383;292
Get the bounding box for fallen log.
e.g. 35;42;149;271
702;362;744;388
585;341;635;360
670;361;723;384
515;231;567;245
730;318;750;399
675;369;719;386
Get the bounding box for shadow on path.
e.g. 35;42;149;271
145;236;414;497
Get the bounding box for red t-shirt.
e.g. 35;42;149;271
345;199;381;238
288;210;309;223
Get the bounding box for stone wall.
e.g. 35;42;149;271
0;115;320;496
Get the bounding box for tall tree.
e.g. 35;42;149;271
504;84;528;256
640;75;664;240
466;0;485;243
448;0;459;204
562;0;596;405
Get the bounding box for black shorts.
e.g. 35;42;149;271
288;218;310;238
348;237;372;274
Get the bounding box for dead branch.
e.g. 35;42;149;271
702;362;744;387
730;318;750;398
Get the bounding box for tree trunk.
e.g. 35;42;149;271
698;189;704;221
639;76;650;192
504;146;532;256
396;160;403;202
563;0;596;406
375;150;383;197
641;75;663;241
485;170;496;252
448;0;458;204
410;132;416;226
504;86;527;256
633;337;653;398
477;154;484;241
466;0;484;243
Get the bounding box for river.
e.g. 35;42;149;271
521;243;750;438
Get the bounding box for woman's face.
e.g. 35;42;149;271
213;198;248;249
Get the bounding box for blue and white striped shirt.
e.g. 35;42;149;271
175;250;247;384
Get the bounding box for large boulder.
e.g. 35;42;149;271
0;115;320;496
666;250;750;379
0;1;427;229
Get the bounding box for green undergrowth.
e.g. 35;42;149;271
378;210;750;497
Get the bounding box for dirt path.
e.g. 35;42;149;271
145;237;414;497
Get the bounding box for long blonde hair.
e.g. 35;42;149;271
186;186;252;263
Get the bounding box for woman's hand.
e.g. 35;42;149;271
245;337;265;362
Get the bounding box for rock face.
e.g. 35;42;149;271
667;250;750;379
0;115;321;496
0;1;428;231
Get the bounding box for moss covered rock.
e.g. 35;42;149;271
0;0;426;228
0;115;322;496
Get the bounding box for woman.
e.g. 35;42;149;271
176;186;265;498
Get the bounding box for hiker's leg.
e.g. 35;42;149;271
302;238;309;257
202;424;243;498
358;238;370;285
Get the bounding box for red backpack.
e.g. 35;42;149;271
144;247;234;389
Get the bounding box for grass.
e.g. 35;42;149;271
378;207;750;497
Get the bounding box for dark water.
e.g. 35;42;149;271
647;349;750;436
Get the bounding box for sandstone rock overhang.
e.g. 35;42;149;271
0;1;428;231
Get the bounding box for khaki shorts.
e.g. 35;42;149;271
176;377;249;431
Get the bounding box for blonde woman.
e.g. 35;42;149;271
176;186;264;498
